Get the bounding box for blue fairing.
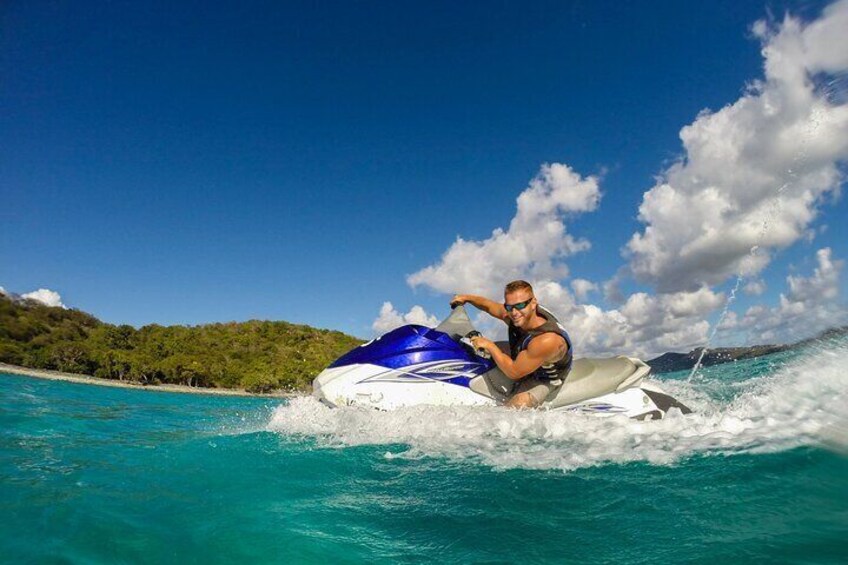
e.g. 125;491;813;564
329;325;494;386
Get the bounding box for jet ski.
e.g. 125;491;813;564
312;305;691;420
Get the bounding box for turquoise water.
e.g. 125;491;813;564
2;342;847;563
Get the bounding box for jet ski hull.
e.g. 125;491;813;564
313;362;686;419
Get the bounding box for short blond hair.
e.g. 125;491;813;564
504;280;533;295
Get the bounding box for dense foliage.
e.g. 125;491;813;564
0;295;362;392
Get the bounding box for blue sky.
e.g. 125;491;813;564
2;0;846;353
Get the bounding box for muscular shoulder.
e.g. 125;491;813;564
526;332;567;356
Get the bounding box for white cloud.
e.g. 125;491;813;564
717;311;739;330
733;248;847;343
571;278;598;302
407;163;600;296
626;0;848;293
786;248;841;302
530;280;725;358
372;302;439;334
21;288;66;308
743;279;767;296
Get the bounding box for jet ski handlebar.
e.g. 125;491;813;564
460;330;492;359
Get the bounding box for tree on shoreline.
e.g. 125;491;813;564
0;295;361;392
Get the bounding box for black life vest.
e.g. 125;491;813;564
507;305;573;381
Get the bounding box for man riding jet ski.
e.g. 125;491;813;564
450;280;574;409
312;281;691;420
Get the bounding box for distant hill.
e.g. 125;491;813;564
647;345;790;373
647;326;848;373
0;294;362;392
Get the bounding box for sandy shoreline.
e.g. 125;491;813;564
0;362;294;398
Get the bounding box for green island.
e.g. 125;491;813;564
0;294;362;393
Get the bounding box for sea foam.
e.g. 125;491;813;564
267;342;848;471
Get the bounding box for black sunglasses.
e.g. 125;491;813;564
504;299;533;312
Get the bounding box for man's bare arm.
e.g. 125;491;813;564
450;294;508;322
472;333;565;381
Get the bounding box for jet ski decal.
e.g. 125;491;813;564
357;360;489;387
570;403;629;414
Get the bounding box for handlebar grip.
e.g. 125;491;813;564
462;331;490;358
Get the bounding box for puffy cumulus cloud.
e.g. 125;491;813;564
406;163;600;296
627;0;848;293
570;278;598;302
733;248;847;343
786;248;841;302
717;310;740;331
21;288;65;308
614;286;725;356
743;279;767;296
372;302;439;334
527;280;725;358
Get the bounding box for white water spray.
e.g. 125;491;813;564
268;341;848;472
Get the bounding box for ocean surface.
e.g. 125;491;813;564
2;340;847;563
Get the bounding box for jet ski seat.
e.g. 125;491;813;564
469;356;651;407
547;356;650;408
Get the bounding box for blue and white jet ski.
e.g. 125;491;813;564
313;306;691;420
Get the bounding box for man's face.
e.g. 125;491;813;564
504;290;535;328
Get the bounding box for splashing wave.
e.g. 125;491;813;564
267;343;848;471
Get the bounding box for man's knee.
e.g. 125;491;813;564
506;392;540;409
